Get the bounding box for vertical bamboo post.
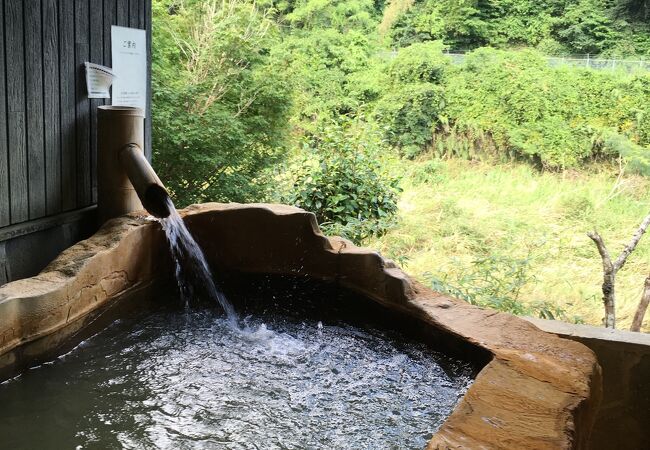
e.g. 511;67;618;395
97;106;146;223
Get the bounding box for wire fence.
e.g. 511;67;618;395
379;50;650;72
546;55;650;72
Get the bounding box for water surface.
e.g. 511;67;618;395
0;278;473;450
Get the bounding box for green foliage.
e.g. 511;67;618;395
273;28;381;131
428;254;578;321
375;83;445;158
387;0;650;57
602;132;650;176
409;159;446;184
387;41;449;83
443;48;650;168
428;254;535;315
286;120;401;242
152;0;650;205
554;0;616;54
372;44;650;167
151;0;292;206
373;41;450;157
285;0;378;31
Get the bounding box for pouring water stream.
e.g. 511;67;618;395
159;196;238;326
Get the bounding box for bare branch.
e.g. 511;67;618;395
588;230;617;328
613;212;650;271
631;275;650;332
588;212;650;329
587;231;613;271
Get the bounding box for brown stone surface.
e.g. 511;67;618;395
527;317;650;450
0;216;168;378
0;203;602;449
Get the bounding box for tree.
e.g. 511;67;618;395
151;0;292;206
588;211;650;329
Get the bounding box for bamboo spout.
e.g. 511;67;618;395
119;144;171;218
97;106;171;222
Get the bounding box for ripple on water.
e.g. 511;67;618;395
0;305;473;450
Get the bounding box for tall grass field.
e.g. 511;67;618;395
369;159;650;331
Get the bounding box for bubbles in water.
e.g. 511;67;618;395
0;307;473;449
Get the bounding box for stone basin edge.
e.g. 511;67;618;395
0;203;602;449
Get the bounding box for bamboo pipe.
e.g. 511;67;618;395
97;106;171;222
119;144;170;218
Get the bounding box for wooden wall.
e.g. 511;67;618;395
0;0;151;231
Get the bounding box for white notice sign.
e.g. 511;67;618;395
111;26;147;115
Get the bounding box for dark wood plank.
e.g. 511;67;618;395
102;0;116;109
5;0;28;223
25;0;46;219
145;0;151;160
60;0;77;211
138;0;145;29
103;0;116;71
75;0;91;206
129;0;138;28
43;0;62;215
116;0;128;26
0;241;7;285
0;0;152;231
0;204;95;242
0;0;10;226
89;0;103;203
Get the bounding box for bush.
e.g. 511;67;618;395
444;48;650;169
374;83;445;158
286;120;401;242
387;41;449;83
386;0;650;57
602;132;650;176
372;41;449;158
507;118;593;168
274;28;380;132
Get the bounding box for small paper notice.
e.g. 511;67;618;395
111;26;147;115
85;62;114;99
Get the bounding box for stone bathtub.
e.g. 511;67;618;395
0;203;602;449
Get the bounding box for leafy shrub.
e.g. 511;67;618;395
374;45;650;168
602;132;650;176
374;83;445;158
507;118;593;168
387;0;650;57
444;48;650;169
410;159;446;184
554;0;616;55
284;0;378;32
387;41;449;83
286;120;401;242
274;28;380;132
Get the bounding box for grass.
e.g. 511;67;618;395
367;158;650;331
